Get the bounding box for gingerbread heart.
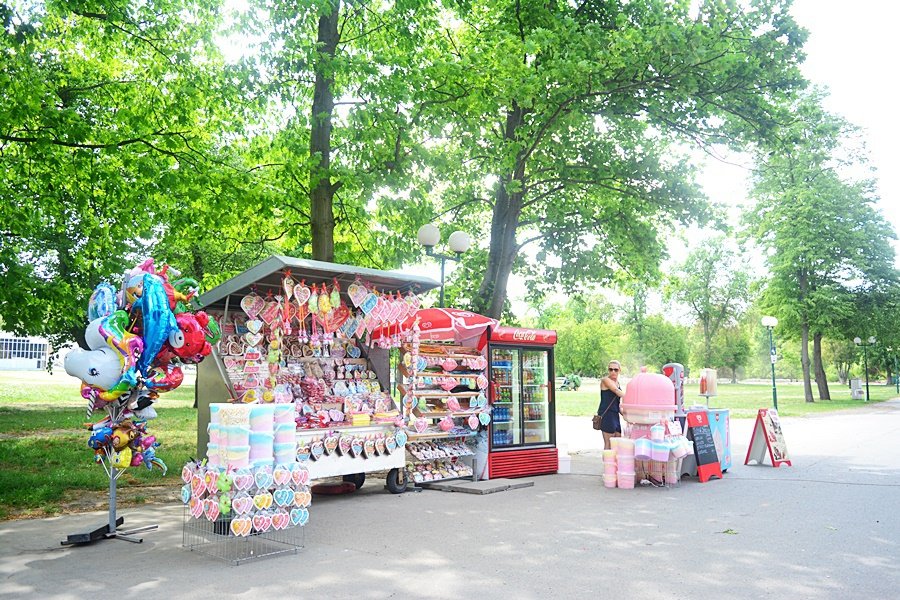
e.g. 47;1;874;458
324;435;339;455
385;435;397;454
375;436;386;455
479;411;492;425
290;507;309;527
240;293;265;319
354;317;367;339
349;438;364;458
361;293;378;315
348;345;362;359
246;319;264;334
363;438;375;458
347;282;367;307
260;300;280;325
223;357;239;370
322;304;351;333
253;491;274;510
230;516;253;537
297;444;311;462
310;440;325;461
414;418;428;434
232;494;253;515
252;513;273;533
282;274;295;299
394;430;408;448
243;360;261;374
272;509;290;531
244;332;264;347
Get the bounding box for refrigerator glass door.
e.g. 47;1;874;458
491;347;521;447
521;349;551;445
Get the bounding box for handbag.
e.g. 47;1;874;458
592;393;617;431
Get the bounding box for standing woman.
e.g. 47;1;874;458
597;361;626;450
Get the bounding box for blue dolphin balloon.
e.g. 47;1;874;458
136;273;178;377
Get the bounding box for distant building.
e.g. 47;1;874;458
0;333;50;370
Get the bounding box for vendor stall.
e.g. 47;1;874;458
195;255;440;494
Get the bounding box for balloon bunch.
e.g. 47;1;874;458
64;258;221;473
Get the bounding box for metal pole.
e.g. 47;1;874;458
109;467;117;535
864;345;870;402
439;255;446;308
895;355;898;394
768;327;778;411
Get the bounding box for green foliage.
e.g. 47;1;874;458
632;315;689;369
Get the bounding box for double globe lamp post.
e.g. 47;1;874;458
416;224;471;308
853;336;876;403
761;316;779;411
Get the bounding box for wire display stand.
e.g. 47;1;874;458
182;507;306;565
62;401;158;545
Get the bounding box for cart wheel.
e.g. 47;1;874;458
386;468;408;494
342;473;366;490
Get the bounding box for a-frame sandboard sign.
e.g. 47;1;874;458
744;408;791;467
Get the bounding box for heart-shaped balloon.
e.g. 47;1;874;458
232;494;253;515
290;507;309;527
230;516;253;537
253;491;274;510
252;513;273;533
240;293;265;318
246;319;264;334
273;465;291;486
233;468;254;491
254;467;274;491
205;497;220;522
274;487;294;507
272;509;290;531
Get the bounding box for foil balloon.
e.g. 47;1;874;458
88;282;118;321
135;273;178;378
64;311;143;403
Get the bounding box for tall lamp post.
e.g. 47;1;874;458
416;224;471;308
853;336;876;402
761;316;779;411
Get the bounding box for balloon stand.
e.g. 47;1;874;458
181;508;305;565
62;403;159;546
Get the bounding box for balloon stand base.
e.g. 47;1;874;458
61;518;158;545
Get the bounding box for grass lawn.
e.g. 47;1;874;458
0;370;198;520
555;378;899;418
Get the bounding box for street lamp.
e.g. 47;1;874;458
416;224;471;308
761;316;779;411
853;336;876;402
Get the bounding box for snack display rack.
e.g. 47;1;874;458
398;341;490;485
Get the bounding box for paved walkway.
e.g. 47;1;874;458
2;402;899;599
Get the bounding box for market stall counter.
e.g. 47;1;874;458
195;255;439;494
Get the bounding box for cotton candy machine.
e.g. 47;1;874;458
620;373;676;424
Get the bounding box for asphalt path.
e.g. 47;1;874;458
1;401;898;599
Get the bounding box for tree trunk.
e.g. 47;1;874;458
309;1;341;263
473;103;528;320
730;365;737;384
812;332;831;399
800;320;814;402
703;320;711;368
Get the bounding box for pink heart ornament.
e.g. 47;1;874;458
272;509;290;531
232;494;253;515
291;463;310;485
204;497;220;522
252;513;273;533
347;283;368;307
294;283;311;305
233;469;254;491
189;497;204;519
191;473;207;498
260;301;280;325
468;415;479;430
414;418;428;434
181;464;194;484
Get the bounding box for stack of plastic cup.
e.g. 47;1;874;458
634;437;652;460
615;437;635;488
602;449;617;487
617;470;635;489
650;424;666;441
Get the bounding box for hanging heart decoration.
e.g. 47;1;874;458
244;332;264;347
310;439;325;461
290;507;310;527
477;374;489;389
254;467;273;491
246;319;264;335
349;438;364;457
191;473;206;497
338;435;352;456
375;436;386;455
348;281;368;307
252;513;273;533
294;280;311;305
233;468;254;491
308;284;320;315
291;463;310;485
204;469;219;493
240;293;265;318
479;412;492;425
282;272;295;299
441;358;457;372
406;291;421;312
385;435;397;454
260;300;280;325
394;430;408;448
440;379;457;391
181;464;194;484
205;497;220;522
447;397;461;412
232;493;253;515
189;497;204;519
414;418;428;434
324;434;339;455
322;304;351;333
438;416;454;431
354;317;367;339
361;293;378;315
363;438;375;458
468;415;479;430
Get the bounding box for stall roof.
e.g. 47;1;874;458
198;255;441;310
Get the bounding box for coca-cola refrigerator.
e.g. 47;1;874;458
487;327;558;478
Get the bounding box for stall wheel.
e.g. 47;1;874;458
342;472;366;490
386;468;408;494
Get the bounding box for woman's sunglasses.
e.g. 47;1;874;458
608;367;619;372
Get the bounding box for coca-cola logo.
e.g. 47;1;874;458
512;329;538;341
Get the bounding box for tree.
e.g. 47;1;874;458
0;1;258;349
667;236;753;368
748;92;897;401
633;315;689;369
709;326;752;383
406;0;806;319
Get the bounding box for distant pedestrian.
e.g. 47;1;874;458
597;361;625;449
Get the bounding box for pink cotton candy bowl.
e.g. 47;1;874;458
620;373;676;424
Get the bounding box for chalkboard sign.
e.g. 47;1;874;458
686;411;722;483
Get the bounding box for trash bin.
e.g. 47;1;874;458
850;378;864;400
